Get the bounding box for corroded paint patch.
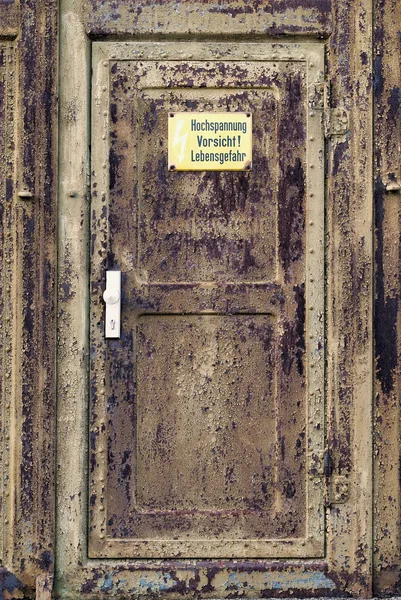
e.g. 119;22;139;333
0;0;57;595
373;0;401;594
85;0;332;37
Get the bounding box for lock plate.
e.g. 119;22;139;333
103;271;121;338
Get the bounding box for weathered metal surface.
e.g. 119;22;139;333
88;41;325;561
3;0;400;597
57;0;373;596
373;0;401;595
0;1;18;40
324;1;373;595
85;0;332;38
0;42;13;568
0;0;57;597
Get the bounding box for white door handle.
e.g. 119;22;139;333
103;271;121;338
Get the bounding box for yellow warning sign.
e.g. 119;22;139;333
168;112;252;171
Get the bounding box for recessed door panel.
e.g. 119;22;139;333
89;42;325;560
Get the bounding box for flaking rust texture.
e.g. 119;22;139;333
85;0;332;37
322;0;373;595
0;0;57;598
373;0;401;595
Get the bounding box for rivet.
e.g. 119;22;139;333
310;193;314;197
102;86;107;92
102;164;107;169
309;112;314;117
310;164;314;168
310;63;314;67
300;55;305;59
310;363;314;368
309;306;314;310
309;221;314;225
100;505;105;511
17;190;33;200
309;248;314;253
103;111;108;116
310;278;314;283
4;519;8;524
102;134;106;140
309;334;314;339
103;61;108;67
99;534;105;539
310;137;314;141
68;190;77;198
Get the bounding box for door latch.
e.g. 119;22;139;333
323;448;350;506
103;271;121;338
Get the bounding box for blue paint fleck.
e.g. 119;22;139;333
266;571;336;590
100;574;113;592
139;577;150;589
226;572;241;589
158;573;174;591
138;573;175;592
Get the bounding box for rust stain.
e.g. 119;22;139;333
85;0;332;37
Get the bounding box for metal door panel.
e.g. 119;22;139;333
89;41;325;560
57;0;374;595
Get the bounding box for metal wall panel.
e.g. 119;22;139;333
0;1;57;598
373;0;401;595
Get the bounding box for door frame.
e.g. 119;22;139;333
56;0;373;597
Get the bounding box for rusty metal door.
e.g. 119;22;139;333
89;41;325;560
57;0;373;597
